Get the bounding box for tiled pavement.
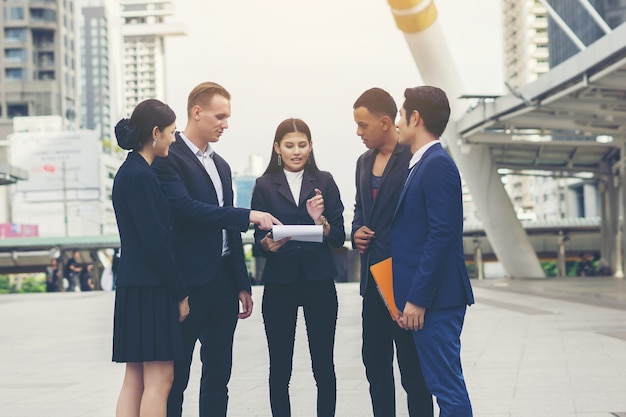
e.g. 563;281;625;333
1;277;626;416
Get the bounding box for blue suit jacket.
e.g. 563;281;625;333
152;133;252;291
390;143;474;310
112;151;188;301
351;143;412;296
251;169;345;284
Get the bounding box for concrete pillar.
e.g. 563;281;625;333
599;179;609;262
473;238;484;280
619;140;626;279
386;0;545;278
604;176;622;277
557;231;567;277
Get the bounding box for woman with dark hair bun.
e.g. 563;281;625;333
111;99;189;417
251;118;345;417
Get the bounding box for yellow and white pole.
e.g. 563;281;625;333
387;0;544;278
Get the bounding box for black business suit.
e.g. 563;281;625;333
251;168;345;417
152;133;251;417
112;151;187;362
351;143;433;417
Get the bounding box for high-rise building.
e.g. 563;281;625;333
502;0;549;89
0;0;80;221
0;0;78;140
79;1;123;152
501;0;549;218
119;0;185;116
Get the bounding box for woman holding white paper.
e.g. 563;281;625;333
251;118;345;417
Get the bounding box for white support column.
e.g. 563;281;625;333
386;0;545;278
473;237;484;280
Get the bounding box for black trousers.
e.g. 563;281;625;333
262;278;338;417
167;255;239;417
362;274;433;417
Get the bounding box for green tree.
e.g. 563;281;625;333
19;276;45;293
0;275;11;294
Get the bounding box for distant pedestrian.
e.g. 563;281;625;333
79;264;95;292
46;258;60;293
64;250;82;292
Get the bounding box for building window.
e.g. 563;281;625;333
5;68;26;80
4;28;27;42
5;48;27;62
4;6;25;21
7;103;28;118
30;8;56;22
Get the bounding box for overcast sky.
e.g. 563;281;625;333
164;0;504;210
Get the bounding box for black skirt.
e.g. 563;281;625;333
112;286;184;363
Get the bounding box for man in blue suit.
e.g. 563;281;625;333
153;82;279;417
352;87;432;417
391;86;474;417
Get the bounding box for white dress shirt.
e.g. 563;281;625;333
408;139;440;169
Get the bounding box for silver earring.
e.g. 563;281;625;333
277;154;282;166
152;138;158;148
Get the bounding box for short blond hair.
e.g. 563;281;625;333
187;82;231;117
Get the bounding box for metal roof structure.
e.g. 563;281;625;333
456;22;626;177
0;235;120;274
0;162;28;186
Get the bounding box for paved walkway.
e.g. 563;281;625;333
1;278;626;416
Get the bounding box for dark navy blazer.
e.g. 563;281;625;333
390;143;474;310
351;143;412;296
112;151;188;301
152;133;251;291
251;169;345;284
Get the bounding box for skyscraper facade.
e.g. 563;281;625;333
0;0;79;221
80;2;123;152
1;0;79;146
501;0;549;219
502;0;550;89
119;0;184;116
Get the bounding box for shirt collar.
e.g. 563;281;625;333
408;140;440;169
180;132;215;158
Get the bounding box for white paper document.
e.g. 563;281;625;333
272;225;324;243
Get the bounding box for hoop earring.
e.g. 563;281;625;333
277;154;282;166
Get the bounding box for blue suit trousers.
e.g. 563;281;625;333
412;306;472;417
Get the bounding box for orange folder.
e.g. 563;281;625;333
369;257;398;320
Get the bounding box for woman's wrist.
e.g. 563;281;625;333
315;215;329;227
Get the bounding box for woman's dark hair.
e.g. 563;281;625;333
262;118;320;175
114;99;176;151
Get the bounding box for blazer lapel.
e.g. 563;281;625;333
274;171;297;206
299;169;317;207
361;151;375;219
393;143;440;218
370;143;403;215
213;153;233;206
173;133;207;176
